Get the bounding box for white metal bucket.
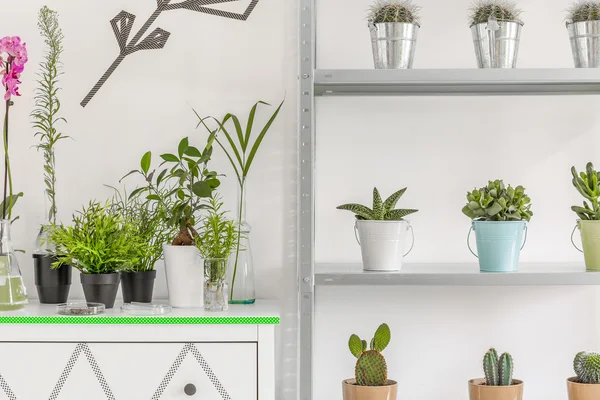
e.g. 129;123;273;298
369;22;419;69
471;20;523;68
567;20;600;68
163;244;203;308
354;220;414;271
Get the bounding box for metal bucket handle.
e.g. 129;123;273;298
354;221;415;257
467;223;528;258
571;224;583;253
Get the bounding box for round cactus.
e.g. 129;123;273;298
574;351;600;384
368;0;421;25
468;0;523;26
355;350;388;386
568;2;600;22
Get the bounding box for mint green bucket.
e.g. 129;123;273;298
468;221;527;272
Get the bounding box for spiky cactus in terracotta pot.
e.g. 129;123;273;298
342;323;398;400
567;351;600;400
469;348;523;400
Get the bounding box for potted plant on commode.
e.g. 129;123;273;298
566;2;600;68
568;351;600;400
468;0;524;68
337;187;418;271
368;0;421;69
570;162;600;271
343;323;397;400
463;180;532;272
469;348;523;400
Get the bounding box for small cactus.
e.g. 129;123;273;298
574;351;600;384
483;348;514;386
348;323;391;386
368;0;421;25
468;0;523;26
567;2;600;22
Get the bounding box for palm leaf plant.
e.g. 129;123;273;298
337;187;418;220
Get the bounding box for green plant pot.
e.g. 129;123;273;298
578;220;600;271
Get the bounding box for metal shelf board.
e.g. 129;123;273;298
315;263;600;286
314;69;600;96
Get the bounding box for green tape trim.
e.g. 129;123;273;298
0;316;280;325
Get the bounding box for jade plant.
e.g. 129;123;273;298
368;0;421;24
571;162;600;220
462;180;532;222
482;348;514;386
348;323;391;386
574;351;600;384
469;0;522;26
568;2;600;22
337;187;418;221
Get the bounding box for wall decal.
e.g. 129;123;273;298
80;0;259;107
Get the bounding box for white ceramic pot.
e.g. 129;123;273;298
355;220;414;271
163;244;203;308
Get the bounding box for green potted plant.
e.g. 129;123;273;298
368;0;421;69
196;195;237;312
46;201;148;308
570;162;600;271
469;348;523;400
337;187;417;271
123;135;219;308
463;180;532;272
568;351;600;400
343;323;397;400
468;1;523;68
31;6;72;304
566;2;600;68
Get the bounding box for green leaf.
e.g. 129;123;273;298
243;98;284;177
336;204;374;220
244;100;270;152
184;146;202;158
178;137;189;158
160;153;179;163
486;201;503;217
384;209;418;220
372;188;384;219
361;340;367;352
223;113;245;152
140;151;151;174
191;181;213;198
373;323;391;352
146;194;160;201
383;188;407;213
348;334;363;358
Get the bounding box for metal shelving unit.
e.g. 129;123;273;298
297;3;600;400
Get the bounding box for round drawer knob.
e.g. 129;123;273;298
184;383;196;396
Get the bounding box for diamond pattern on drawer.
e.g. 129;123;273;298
0;316;279;325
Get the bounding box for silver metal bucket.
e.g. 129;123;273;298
471;20;523;68
567;21;600;68
369;22;419;69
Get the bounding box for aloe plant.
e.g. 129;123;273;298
571;162;600;220
337;187;418;221
462;180;532;222
568;2;600;22
368;0;421;24
348;323;391;386
483;348;514;386
574;351;600;384
469;0;522;26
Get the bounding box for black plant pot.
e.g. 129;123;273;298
33;254;72;304
120;270;156;303
80;273;120;309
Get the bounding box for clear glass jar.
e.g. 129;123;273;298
204;258;228;312
0;220;28;311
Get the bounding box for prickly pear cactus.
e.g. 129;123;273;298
483;348;514;386
568;2;600;22
368;0;421;24
348;323;391;386
468;0;523;26
574;351;600;383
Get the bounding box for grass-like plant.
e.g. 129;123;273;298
337;187;418;221
571;162;600;220
462;180;532;222
469;0;522;26
32;6;68;226
45;201;149;274
368;0;421;24
568;2;600;22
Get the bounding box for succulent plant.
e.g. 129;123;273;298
571;162;600;220
368;0;421;24
468;0;523;26
574;351;600;384
483;348;514;386
462;180;533;222
567;2;600;22
337;187;418;221
348;323;391;386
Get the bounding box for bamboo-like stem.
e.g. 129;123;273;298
2;61;13;221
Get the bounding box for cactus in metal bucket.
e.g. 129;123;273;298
368;0;421;24
462;180;533;222
567;2;600;22
337;187;418;221
574;351;600;383
348;323;391;386
571;162;600;220
468;0;523;26
483;348;514;386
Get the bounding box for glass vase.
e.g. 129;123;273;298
228;181;255;304
0;220;27;311
204;258;228;312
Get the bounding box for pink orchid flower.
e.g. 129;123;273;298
0;36;27;101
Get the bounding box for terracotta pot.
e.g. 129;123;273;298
567;377;600;400
468;378;523;400
342;379;398;400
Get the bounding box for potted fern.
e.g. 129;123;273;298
469;348;523;400
568;351;600;400
570;162;600;271
344;323;397;400
566;2;600;68
368;0;421;69
31;6;72;304
468;1;523;68
463;180;532;272
337;187;417;271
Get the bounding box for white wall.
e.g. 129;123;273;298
2;1;298;398
314;0;600;399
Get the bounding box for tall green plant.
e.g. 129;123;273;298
32;6;67;225
571;162;600;220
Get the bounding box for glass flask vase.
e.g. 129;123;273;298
0;220;27;311
204;258;229;312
